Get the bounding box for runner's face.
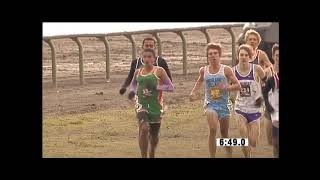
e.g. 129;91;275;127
143;52;155;67
239;49;250;64
207;49;220;64
273;49;279;66
143;40;155;49
247;34;259;49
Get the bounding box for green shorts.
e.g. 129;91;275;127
136;108;161;123
136;111;161;136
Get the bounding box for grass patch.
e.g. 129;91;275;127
43;101;273;158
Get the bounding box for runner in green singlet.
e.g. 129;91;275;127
128;48;174;158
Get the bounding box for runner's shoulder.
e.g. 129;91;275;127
223;65;233;75
199;66;205;75
157;56;169;65
156;66;166;73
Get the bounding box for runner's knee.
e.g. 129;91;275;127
249;137;257;147
209;128;217;136
150;135;159;146
149;123;160;136
220;127;229;138
140;123;149;135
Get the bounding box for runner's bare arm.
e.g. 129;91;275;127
255;64;266;81
189;67;204;101
260;50;274;74
223;66;241;91
156;67;174;92
252;64;266;106
229;66;237;103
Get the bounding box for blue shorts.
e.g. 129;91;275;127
205;103;230;119
235;110;261;123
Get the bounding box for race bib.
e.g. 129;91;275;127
240;82;251;97
210;87;222;99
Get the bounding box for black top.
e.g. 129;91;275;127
121;56;172;88
262;73;278;113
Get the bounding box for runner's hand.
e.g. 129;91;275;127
254;97;263;107
119;87;126;95
189;93;198;102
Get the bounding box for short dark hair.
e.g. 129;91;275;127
272;43;279;55
206;43;222;57
142;37;156;47
238;44;253;59
142;48;156;57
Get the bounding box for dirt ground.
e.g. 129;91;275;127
42;27;274;158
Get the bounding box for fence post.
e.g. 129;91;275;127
71;37;84;85
175;31;187;75
124;34;137;60
99;36;111;82
152;32;162;57
200;29;211;65
225;27;237;66
44;39;57;88
43;24;245;85
200;28;211;43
